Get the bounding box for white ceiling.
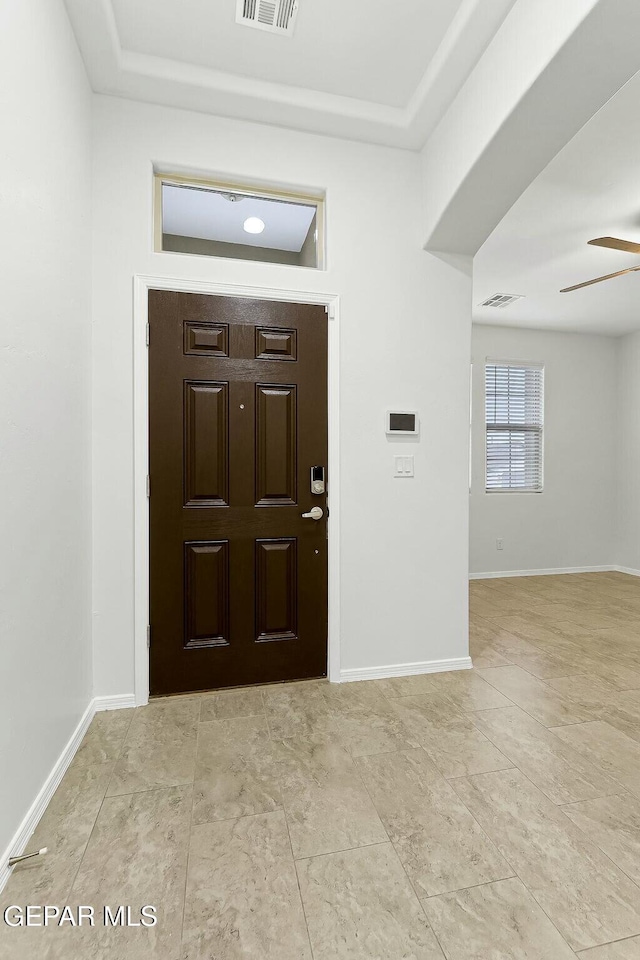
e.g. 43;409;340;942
63;0;517;148
162;185;316;251
112;0;454;109
474;69;640;337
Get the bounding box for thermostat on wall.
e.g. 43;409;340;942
386;411;419;436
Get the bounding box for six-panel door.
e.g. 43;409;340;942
148;291;328;695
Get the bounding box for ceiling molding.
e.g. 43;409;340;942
404;0;517;146
64;0;517;149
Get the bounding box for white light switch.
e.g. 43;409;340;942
394;455;414;478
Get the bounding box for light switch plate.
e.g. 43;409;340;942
394;455;414;478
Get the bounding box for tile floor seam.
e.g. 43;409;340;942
576;933;640;955
554;796;640;896
390;841;449;960
466;712;625;808
396;852;518;902
187;807;288;831
546;721;640;799
445;771;609;952
419;874;529;900
419;876;585;960
349;747;393;846
287;834;394;864
456;756;640;953
102;707;136;794
98;778;198;800
557;792;631;807
475;668;593;728
263;697;277;741
182;714;204;958
62;709;136;903
63;791;111;903
177;791;197;959
363;745;516;903
439;768;526;885
282;798;318;960
293;839;392;866
388;832;441;905
419;738;515;781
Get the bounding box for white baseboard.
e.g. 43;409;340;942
340;656;472;683
0;699;96;894
0;692;136;894
470;565;616;580
94;694;137;711
613;566;640;577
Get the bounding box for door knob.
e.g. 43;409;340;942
302;506;324;520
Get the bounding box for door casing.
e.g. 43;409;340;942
133;275;340;705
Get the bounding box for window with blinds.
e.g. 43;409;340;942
485;362;544;493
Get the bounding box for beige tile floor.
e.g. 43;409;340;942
3;571;640;958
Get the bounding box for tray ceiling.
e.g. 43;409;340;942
63;0;517;148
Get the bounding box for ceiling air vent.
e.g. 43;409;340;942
236;0;299;36
479;293;524;308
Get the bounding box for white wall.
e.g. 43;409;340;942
470;324;617;575
91;95;472;695
0;0;92;856
616;331;640;574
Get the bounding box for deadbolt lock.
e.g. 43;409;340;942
311;465;325;495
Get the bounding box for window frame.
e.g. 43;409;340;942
153;172;326;269
484;359;545;495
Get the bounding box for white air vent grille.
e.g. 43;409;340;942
236;0;299;35
479;293;524;308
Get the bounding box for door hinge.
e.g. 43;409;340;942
146;475;150;498
326;302;336;320
145;322;150;346
147;625;151;648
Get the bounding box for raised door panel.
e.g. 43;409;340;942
184;541;229;648
255;384;297;506
184;380;228;507
255;326;297;361
256;539;298;642
184;321;229;357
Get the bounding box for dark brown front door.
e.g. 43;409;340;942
148;291;328;695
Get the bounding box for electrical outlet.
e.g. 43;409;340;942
496;538;504;551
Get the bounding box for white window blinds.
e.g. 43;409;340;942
485;362;544;493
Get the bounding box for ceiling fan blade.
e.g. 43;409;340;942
588;236;640;254
560;264;640;293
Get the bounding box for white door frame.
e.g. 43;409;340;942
133;274;341;705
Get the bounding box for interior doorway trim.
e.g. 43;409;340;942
133;275;340;705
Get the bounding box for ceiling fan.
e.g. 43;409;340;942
560;237;640;292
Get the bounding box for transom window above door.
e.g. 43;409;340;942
485;361;544;493
154;174;325;269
